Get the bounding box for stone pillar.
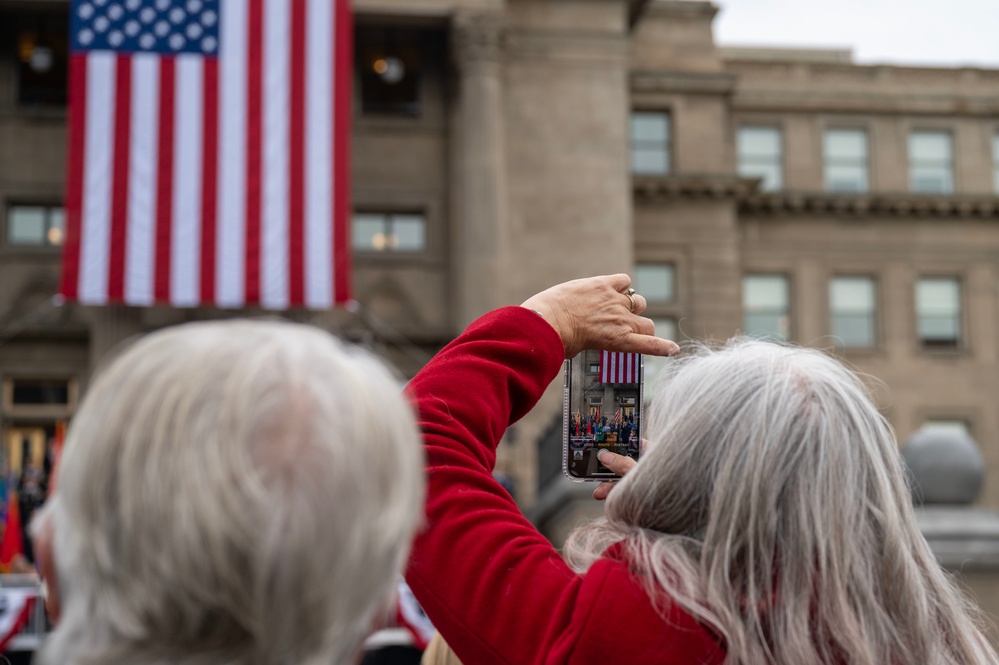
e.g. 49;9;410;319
87;306;143;376
449;11;508;330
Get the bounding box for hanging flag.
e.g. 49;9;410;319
600;351;641;384
60;0;353;309
0;493;24;573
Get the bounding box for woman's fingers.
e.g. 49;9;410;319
592;449;638;501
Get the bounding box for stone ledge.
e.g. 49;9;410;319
633;174;758;201
631;69;737;94
739;191;999;218
915;507;999;571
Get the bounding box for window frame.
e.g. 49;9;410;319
823;128;869;193
908;130;955;194
630;110;672;176
742;273;791;341
829;275;878;349
915;276;963;350
351;211;428;254
4;202;65;249
737;125;784;192
633;262;675;304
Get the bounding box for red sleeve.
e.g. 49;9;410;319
404;307;583;665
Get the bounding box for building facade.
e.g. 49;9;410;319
2;0;999;626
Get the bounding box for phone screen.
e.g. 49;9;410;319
562;350;643;482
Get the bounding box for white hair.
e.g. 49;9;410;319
565;338;997;665
35;319;424;665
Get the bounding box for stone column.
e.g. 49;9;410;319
449;11;508;330
87;306;142;377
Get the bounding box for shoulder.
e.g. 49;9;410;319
558;557;726;665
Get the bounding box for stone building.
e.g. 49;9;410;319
2;0;999;626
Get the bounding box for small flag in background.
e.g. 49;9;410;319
60;0;353;310
600;351;641;384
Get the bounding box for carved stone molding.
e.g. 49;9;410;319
633;174;758;202
634;176;999;219
451;11;505;66
738;192;999;219
631;70;737;95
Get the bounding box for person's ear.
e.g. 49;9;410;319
33;517;61;623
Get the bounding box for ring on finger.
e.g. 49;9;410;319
623;287;637;313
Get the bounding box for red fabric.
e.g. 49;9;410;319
405;307;726;665
0;494;24;571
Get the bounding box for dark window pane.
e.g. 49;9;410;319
2;8;69;106
356;28;425;116
12;381;69;405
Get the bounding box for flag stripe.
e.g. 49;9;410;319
601;352;641;383
304;0;333;308
60;54;88;300
154;57;175;304
108;55;133;302
124;54;159;306
216;0;247;307
78;52;115;304
333;0;352;304
261;0;290;310
199;58;219;305
244;0;264;305
288;0;307;307
172;55;204;307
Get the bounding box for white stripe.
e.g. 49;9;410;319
216;0;248;308
171;55;204;307
304;0;333;308
123;54;159;306
260;0;290;310
78;53;116;305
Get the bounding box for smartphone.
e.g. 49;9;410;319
562;350;643;482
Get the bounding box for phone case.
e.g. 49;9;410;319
562;350;643;482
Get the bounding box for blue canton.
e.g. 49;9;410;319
71;0;220;55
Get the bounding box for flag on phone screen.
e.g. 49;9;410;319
600;351;641;384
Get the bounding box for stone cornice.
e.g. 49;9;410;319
633;174;757;201
634;176;999;219
631;70;736;95
739;191;999;219
642;0;719;20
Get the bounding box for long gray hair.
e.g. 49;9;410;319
564;338;997;665
35;320;424;665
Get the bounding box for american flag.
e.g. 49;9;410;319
600;351;642;384
60;0;352;309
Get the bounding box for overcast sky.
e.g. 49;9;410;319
712;0;999;68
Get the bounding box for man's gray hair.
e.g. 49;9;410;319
565;338;997;665
35;319;424;665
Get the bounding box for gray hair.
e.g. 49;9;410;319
565;338;997;665
35;320;424;665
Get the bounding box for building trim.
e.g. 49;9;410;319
739;192;999;218
631;70;737;95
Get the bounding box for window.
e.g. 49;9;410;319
743;275;789;340
993;133;999;194
356;28;425;116
824;129;868;192
6;205;64;247
916;277;961;348
352;212;426;252
1;7;69;106
830;277;876;348
631;112;670;175
737;127;783;191
634;263;674;303
909;131;954;194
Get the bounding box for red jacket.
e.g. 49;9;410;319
406;307;726;665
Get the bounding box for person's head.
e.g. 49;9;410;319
566;338;995;665
32;319;424;665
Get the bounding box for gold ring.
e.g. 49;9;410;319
624;287;637;313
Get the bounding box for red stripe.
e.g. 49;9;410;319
107;55;132;303
288;0;307;307
60;55;89;301
332;0;353;304
244;0;263;305
154;58;176;303
200;59;219;305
